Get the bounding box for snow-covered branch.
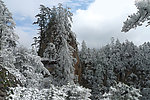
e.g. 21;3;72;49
122;0;150;32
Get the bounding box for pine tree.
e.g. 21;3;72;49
34;4;78;86
8;83;91;100
33;5;50;55
13;46;51;88
43;42;56;61
101;82;141;100
0;0;18;51
80;40;88;63
0;0;18;70
122;0;150;32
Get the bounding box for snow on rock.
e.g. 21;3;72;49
0;0;91;99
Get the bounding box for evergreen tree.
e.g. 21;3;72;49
8;83;91;100
0;0;17;50
0;1;91;99
80;40;88;63
79;39;148;99
0;0;18;71
122;0;150;32
101;82;141;100
34;4;77;86
43;42;56;61
0;0;17;51
14;46;51;88
33;5;50;55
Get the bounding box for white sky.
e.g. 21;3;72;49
4;0;150;48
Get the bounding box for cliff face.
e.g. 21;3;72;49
38;29;82;83
68;34;81;83
0;65;22;100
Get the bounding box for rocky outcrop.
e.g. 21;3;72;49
38;27;82;83
68;34;81;83
0;65;22;100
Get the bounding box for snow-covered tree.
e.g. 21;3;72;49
0;0;52;89
80;41;88;63
0;1;91;100
122;0;150;32
7;83;91;100
79;39;147;99
31;37;39;54
51;39;75;86
33;5;50;35
13;46;51;88
0;0;18;73
34;4;77;86
0;0;18;50
33;5;51;55
0;0;18;68
101;82;142;100
43;42;56;61
35;3;74;57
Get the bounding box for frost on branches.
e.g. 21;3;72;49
7;84;91;100
51;39;75;85
122;0;150;32
43;43;56;61
13;46;51;88
0;0;18;65
79;39;150;99
101;82;142;100
0;0;18;77
0;0;18;51
34;4;77;86
80;41;89;63
0;0;91;99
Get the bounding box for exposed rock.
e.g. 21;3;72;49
0;65;22;99
38;25;81;84
68;33;81;83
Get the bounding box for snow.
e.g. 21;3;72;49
101;82;141;100
135;0;150;9
122;0;150;32
7;84;91;100
3;0;150;99
0;1;92;100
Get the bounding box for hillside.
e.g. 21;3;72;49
1;0;150;100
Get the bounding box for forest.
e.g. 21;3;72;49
1;0;150;100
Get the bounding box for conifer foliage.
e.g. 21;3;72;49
79;40;150;100
0;0;18;71
3;0;150;99
0;1;91;99
101;82;141;100
0;0;17;51
122;0;150;32
34;4;77;86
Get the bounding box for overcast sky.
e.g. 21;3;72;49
4;0;150;48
